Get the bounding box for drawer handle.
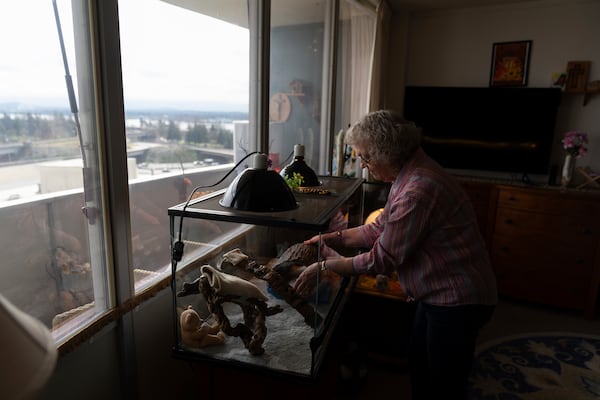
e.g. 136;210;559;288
507;196;518;202
576;258;585;264
505;218;513;225
500;246;510;253
583;228;592;235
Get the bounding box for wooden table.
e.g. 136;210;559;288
346;272;413;365
354;272;407;301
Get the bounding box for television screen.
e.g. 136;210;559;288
403;86;562;176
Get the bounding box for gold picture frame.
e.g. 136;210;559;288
490;40;532;87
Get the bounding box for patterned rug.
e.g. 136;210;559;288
469;332;600;399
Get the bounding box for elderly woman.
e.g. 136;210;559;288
294;109;497;399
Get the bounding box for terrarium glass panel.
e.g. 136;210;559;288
168;176;362;379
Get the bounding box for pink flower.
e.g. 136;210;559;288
561;131;588;158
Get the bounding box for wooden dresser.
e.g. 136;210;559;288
460;180;498;248
490;185;600;317
461;181;600;318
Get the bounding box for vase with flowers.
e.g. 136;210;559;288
560;131;588;187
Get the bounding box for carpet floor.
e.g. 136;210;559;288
344;299;600;400
469;332;600;399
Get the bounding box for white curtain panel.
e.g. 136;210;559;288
370;0;392;111
339;1;376;127
338;1;376;177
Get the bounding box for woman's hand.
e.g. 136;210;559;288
293;262;321;297
303;235;321;245
304;236;340;258
319;242;340;258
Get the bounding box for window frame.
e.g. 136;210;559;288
54;0;372;355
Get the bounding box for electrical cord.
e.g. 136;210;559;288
279;149;294;167
172;151;258;263
171;148;294;265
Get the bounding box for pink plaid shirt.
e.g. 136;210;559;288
353;148;497;306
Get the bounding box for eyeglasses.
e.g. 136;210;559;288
358;153;371;164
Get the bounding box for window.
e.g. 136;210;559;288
269;0;328;173
117;0;251;293
0;0;375;349
0;0;110;344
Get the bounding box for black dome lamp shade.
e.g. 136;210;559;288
220;153;298;212
280;144;321;187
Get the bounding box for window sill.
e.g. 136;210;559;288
54;224;253;357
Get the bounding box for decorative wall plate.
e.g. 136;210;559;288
269;92;291;122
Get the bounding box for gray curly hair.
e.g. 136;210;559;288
345;110;421;171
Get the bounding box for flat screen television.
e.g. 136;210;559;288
403;86;562;177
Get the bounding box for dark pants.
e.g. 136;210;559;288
408;302;495;400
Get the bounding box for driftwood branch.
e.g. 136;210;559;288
198;275;283;356
245;261;323;327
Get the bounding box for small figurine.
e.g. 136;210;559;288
180;305;225;349
375;274;389;291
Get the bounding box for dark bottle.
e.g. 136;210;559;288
280;144;320;187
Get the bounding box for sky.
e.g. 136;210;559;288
0;0;250;112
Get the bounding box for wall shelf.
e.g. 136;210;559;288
583;80;600;106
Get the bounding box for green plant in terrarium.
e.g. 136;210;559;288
285;172;304;189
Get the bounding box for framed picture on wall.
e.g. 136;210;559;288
489;40;532;87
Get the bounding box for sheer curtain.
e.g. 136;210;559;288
334;1;375;176
369;0;392;111
339;1;376;128
334;0;401;178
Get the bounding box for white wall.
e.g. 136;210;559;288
388;0;600;182
40;288;198;399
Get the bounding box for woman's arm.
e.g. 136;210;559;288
304;226;366;248
293;256;357;297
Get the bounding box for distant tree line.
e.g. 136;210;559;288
184;123;233;148
126;109;247;121
0;112;75;142
0;112;235;149
133;118;233;149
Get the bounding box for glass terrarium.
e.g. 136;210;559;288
168;175;363;380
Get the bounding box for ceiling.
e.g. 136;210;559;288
386;0;541;11
161;0;542;28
